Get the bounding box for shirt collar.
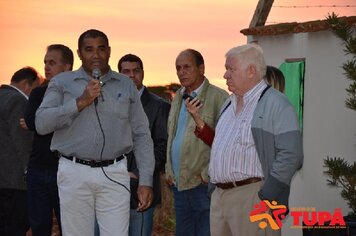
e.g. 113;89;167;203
231;80;267;113
74;66;119;83
180;77;206;97
243;80;267;102
8;84;28;100
138;86;144;97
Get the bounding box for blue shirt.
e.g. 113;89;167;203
171;85;202;183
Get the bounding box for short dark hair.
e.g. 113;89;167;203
118;54;144;72
47;44;74;70
183;49;204;67
11;67;38;86
78;29;109;50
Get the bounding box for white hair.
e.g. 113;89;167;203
225;44;266;79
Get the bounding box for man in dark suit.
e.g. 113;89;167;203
0;67;40;235
118;54;170;236
22;44;73;236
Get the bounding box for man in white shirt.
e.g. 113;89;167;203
209;44;303;236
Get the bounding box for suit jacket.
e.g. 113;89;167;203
24;85;58;171
127;87;170;206
0;85;33;190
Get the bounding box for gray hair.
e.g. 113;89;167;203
225;44;266;80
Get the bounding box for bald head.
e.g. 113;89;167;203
175;49;205;93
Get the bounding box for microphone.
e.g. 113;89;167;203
92;68;101;80
92;69;102;105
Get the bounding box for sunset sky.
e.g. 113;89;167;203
0;0;354;90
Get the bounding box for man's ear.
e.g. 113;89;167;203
247;64;257;79
18;79;32;96
199;64;205;75
77;49;82;60
64;64;72;72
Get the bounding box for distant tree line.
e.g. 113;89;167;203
147;83;181;102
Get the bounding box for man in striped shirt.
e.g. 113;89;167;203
209;44;303;236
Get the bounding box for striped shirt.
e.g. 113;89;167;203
209;81;267;183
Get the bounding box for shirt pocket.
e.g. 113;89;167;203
102;96;130;120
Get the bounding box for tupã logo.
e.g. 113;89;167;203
249;200;287;230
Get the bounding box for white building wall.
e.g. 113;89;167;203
249;30;356;236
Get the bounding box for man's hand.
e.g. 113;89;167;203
76;79;102;111
26;228;32;236
19;118;28;130
136;185;153;212
185;97;203;120
185;98;205;131
128;171;138;179
200;174;208;185
166;175;174;186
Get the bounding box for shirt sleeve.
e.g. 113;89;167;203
259;104;303;204
35;79;79;135
9;96;33;172
129;86;155;187
24;87;43;131
151;101;170;173
194;122;215;147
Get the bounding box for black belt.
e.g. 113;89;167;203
215;177;264;190
60;154;126;168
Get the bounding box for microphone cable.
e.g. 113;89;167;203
94;101;130;193
92;69;145;236
94;90;146;236
92;68;128;190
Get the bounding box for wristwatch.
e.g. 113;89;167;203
198;122;205;130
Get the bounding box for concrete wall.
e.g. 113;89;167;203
249;30;356;236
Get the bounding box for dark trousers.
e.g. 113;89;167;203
172;184;211;236
0;188;29;236
26;168;61;236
